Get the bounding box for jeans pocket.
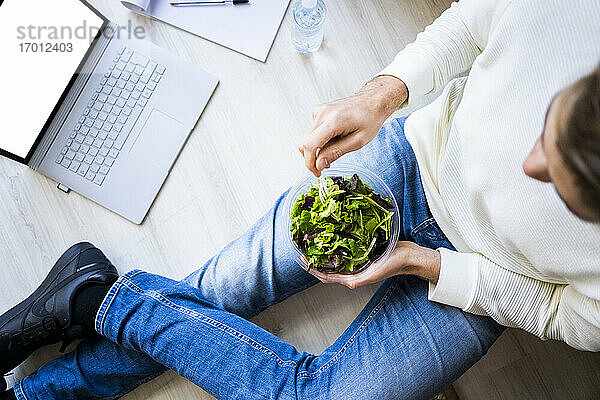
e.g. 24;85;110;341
411;217;447;243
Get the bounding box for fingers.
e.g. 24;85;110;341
318;275;356;288
298;109;324;158
316;133;366;171
317;274;375;289
300;121;344;176
299;103;353;177
315;242;423;290
312;103;327;120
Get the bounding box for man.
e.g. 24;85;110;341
1;0;599;399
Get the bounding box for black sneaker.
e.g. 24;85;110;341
0;242;119;390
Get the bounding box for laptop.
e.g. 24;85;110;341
0;0;218;224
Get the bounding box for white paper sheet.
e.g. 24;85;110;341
121;0;290;61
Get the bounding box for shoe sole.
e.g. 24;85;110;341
0;242;96;330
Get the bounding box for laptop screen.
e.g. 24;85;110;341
0;0;105;162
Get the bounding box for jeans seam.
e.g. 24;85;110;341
104;369;167;400
411;217;446;240
297;279;398;379
94;270;141;335
120;275;298;369
410;217;433;236
13;381;28;400
94;280;120;334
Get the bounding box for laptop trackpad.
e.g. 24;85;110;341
129;109;185;171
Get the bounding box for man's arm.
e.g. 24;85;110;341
379;0;506;105
324;242;600;352
299;0;507;175
429;249;600;352
298;76;407;177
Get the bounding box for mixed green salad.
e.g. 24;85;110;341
290;174;395;274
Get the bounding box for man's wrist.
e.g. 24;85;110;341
407;247;441;284
360;76;408;119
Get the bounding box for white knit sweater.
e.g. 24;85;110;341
379;0;600;351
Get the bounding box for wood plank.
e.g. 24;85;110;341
2;0;599;399
454;330;600;400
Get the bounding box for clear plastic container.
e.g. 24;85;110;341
283;164;400;284
291;0;326;53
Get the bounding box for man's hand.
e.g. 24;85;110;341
317;242;441;289
298;76;408;177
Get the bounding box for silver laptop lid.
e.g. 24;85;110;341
0;0;107;165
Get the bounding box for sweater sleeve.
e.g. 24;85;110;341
428;248;600;351
378;0;506;105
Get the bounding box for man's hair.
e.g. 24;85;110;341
555;64;600;220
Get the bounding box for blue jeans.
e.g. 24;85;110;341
14;117;504;400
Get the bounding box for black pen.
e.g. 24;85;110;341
170;0;249;6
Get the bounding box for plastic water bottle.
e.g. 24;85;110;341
291;0;326;54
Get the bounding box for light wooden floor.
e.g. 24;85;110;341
1;0;599;399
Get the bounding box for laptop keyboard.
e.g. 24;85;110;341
55;46;166;186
